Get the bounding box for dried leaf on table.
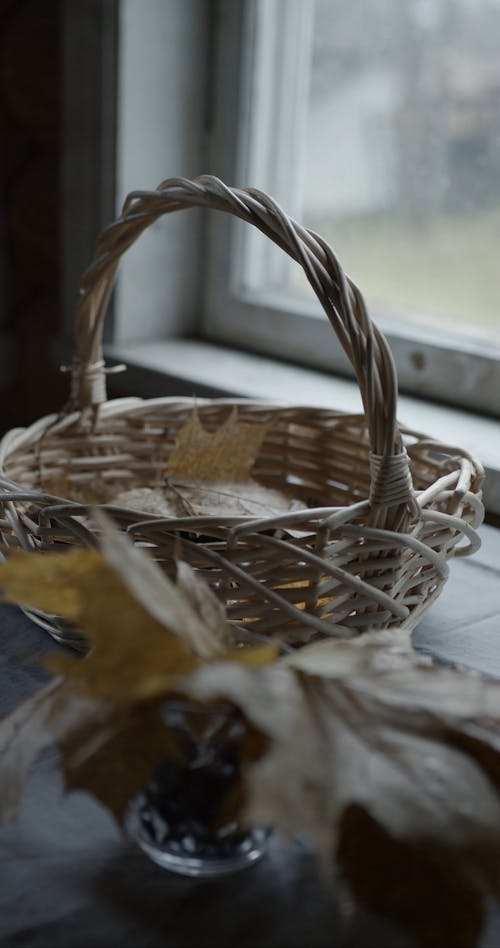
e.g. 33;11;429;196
165;407;268;482
337;804;487;948
179;633;500;946
0;675;179;828
0;514;279;826
179;661;330;849
4;514;500;944
0;514;280;690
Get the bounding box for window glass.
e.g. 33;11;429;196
299;0;500;344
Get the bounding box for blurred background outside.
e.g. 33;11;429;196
301;0;500;340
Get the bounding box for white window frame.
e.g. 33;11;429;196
61;0;210;349
204;0;500;417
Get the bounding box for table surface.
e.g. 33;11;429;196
1;524;500;948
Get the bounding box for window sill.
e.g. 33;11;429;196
106;337;500;517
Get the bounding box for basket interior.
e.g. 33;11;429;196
3;401;440;509
0;401;479;644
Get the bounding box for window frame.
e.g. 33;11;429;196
204;0;500;418
61;0;500;420
61;0;210;352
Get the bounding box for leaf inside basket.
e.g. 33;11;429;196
35;408;302;521
165;407;267;481
111;480;302;519
110;408;301;520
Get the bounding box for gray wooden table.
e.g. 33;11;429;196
1;525;500;948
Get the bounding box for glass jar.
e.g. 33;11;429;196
125;697;269;878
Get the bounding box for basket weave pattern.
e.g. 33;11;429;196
0;176;484;645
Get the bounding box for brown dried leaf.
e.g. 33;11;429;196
4;520;500;947
0;520;277;828
60;702;182;824
0;676;181;828
112;480;301;520
41;472;114;505
337;804;487;948
0;516;277;706
110;486;173;517
39;471;73;499
174;560;232;656
178;662;330;847
179;634;500;944
165;407;267;481
286;635;500;854
164;478;301;519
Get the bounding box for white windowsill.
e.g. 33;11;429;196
107;338;500;516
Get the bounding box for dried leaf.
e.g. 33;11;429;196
112;480;301;521
0;516;277;706
178;661;330;849
165;478;301;519
39;471;73;499
7;516;500;944
60;703;181;824
337;804;486;948
94;509;232;660
0;679;111;825
109;409;300;521
223;642;280;668
0;548;199;702
174;560;232;655
0;549;104;620
41;472;115;505
165;407;267;481
110;486;173;517
0;520;278;828
179;634;500;945
0;680;61;823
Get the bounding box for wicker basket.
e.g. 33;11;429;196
0;175;484;649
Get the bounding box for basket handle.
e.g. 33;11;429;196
70;175;415;516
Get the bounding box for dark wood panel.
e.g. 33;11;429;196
0;0;64;428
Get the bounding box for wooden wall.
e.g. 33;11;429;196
0;0;67;431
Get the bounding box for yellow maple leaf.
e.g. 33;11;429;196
0;549;199;702
0;514;280;705
223;641;280;668
0;548;103;620
165;407;268;481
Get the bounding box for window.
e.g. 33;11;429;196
62;0;500;421
205;0;500;415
